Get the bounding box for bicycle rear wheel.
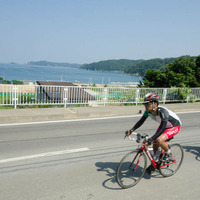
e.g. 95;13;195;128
116;150;147;189
159;144;184;177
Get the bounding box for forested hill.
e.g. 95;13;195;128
81;59;144;72
125;58;177;76
27;61;81;68
81;57;180;76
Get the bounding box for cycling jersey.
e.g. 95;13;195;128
143;106;182;128
132;106;181;142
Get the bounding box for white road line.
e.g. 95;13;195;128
0;110;199;127
0;147;89;164
0;115;141;127
176;110;200;114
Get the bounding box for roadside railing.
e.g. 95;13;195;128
0;84;200;109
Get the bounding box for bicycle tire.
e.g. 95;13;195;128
159;144;184;177
116;150;147;189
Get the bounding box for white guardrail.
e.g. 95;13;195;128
0;84;200;109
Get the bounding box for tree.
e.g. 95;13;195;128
12;80;24;85
0;77;11;84
142;56;200;87
0;77;23;85
142;69;166;87
194;56;200;80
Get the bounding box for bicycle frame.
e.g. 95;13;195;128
130;142;158;171
138;141;178;170
128;132;177;171
116;133;184;188
142;142;177;169
140;142;159;169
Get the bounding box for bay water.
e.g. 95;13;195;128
0;63;142;84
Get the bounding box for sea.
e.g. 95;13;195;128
0;63;142;85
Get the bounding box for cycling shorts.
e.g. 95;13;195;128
162;126;180;140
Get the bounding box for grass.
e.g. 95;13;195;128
0;105;65;109
0;104;90;109
0;106;14;109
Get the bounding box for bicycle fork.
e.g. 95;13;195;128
129;149;143;172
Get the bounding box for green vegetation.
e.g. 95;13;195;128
0;105;14;109
81;59;144;72
141;56;200;88
0;105;65;109
0;78;24;84
27;61;80;68
0;93;35;104
124;57;178;76
89;87;137;103
80;57;186;76
139;56;200;102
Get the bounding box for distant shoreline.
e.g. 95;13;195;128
0;63;141;84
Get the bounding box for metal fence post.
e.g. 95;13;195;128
162;88;167;104
64;87;68;108
13;85;18;109
135;89;140;105
104;88;107;107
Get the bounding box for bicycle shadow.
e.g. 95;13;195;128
95;162;119;190
182;145;200;161
95;161;153;190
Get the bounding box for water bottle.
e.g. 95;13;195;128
149;148;154;157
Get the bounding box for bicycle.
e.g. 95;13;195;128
116;132;184;189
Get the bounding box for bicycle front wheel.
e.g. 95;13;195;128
116;150;147;189
159;144;184;177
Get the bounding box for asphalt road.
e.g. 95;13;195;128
0;111;200;200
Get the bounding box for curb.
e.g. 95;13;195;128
0;103;199;124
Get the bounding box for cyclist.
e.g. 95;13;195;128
125;93;182;174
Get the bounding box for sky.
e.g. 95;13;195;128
0;0;200;64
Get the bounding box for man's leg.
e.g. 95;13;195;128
153;140;159;154
157;126;180;151
156;134;169;151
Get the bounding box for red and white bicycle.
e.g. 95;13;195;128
116;132;184;189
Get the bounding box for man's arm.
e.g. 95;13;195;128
131;115;147;131
125;112;148;137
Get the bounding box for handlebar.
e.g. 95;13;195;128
126;132;149;143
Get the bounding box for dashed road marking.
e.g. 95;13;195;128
0;147;89;164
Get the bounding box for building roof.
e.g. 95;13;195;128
36;81;95;102
36;81;77;87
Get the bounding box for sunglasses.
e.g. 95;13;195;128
143;102;152;106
